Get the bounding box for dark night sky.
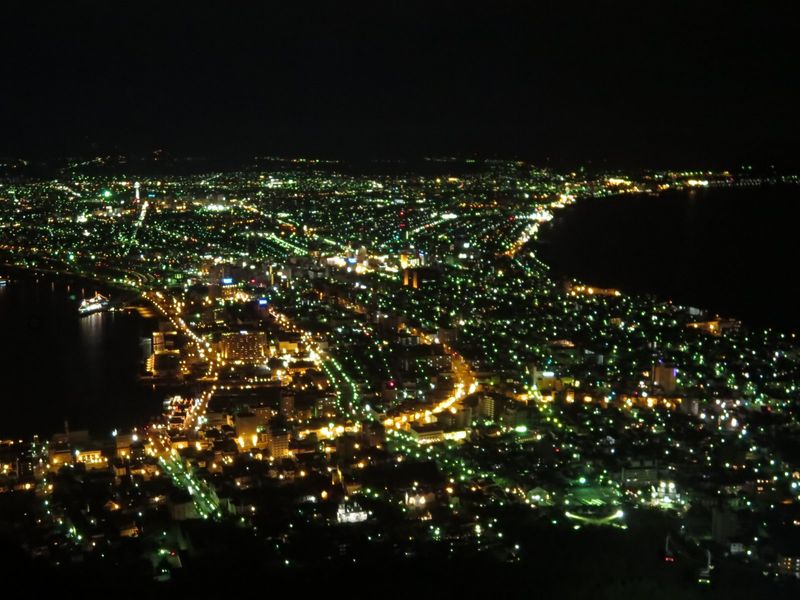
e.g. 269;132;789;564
1;2;797;167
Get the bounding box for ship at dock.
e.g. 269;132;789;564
78;292;110;315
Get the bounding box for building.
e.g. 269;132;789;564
409;423;444;445
402;269;419;289
478;395;496;420
279;393;295;417
566;283;621;298
0;445;18;480
75;449;108;471
777;555;800;579
621;460;661;488
437;327;458;345
405;490;436;509
114;433;140;459
220;277;239;300
139;337;152;360
153;350;181;377
276;333;301;355
219;331;268;362
398;344;451;373
398;334;420;347
153;330;178;353
437;406;473;430
652;364;678;393
687;318;741;337
771;529;800;578
235;412;263;448
48;446;73;470
314;395;338;419
268;426;290;459
205;410;232;428
337;501;368;524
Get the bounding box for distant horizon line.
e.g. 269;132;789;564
0;152;796;173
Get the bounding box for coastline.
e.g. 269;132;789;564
0;271;160;441
0;262;139;300
535;183;800;334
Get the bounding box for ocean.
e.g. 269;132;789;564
0;272;161;439
538;184;800;333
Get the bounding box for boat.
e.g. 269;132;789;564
79;292;110;315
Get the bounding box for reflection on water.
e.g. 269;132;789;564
0;274;162;439
79;311;107;387
79;310;106;343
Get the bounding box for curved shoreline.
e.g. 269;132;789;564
0;262;140;302
535;184;800;333
0;269;159;441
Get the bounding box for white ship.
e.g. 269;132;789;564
78;292;110;315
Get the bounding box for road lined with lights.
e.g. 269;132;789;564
141;290;222;519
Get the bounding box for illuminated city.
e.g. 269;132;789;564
1;3;799;596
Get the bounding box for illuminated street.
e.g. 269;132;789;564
1;3;799;596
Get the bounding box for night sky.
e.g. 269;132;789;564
1;2;797;167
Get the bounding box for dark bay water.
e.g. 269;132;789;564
0;273;161;439
539;184;800;334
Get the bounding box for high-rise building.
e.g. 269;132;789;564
280;394;295;417
478;395;496;420
268;427;290;459
220;331;268;362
